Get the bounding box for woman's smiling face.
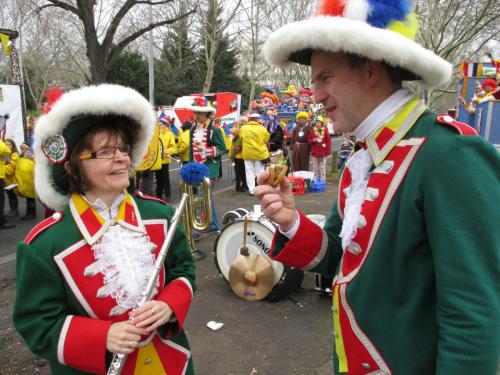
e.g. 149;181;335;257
78;131;131;199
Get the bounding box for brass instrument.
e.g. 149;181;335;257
180;176;212;260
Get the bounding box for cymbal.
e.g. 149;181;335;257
229;253;275;301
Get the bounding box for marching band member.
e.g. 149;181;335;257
188;96;227;231
239;113;270;195
177;120;193;164
0;129;15;229
13;84;196;375
4;137;20;217
256;0;500;373
156;119;178;202
229;116;249;192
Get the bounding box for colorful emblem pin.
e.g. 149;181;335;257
42;133;68;164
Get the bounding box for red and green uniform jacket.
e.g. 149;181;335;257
270;99;500;374
13;192;196;375
189;121;227;179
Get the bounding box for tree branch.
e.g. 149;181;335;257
110;9;195;61
102;0;139;51
37;0;78;15
135;0;175;4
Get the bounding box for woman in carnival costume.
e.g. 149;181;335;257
307;116;331;181
13;84;196;375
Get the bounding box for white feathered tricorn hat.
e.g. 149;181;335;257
263;0;452;88
34;84;155;210
189;95;216;114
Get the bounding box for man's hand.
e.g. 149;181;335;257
106;322;148;354
255;171;297;231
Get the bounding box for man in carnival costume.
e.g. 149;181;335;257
13;84;196;375
188;96;227;231
255;0;500;373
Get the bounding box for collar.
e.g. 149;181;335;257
81;193;124;221
353;88;414;141
364;97;426;166
70;190;145;245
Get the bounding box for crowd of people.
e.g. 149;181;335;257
0;116;37;229
7;0;500;372
0;87;339;233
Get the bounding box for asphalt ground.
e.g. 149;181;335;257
0;151;341;375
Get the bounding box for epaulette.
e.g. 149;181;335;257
436;115;478;136
134;191;168;206
24;212;63;244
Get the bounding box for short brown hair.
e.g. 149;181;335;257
66;116;138;195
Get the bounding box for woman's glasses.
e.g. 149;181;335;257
79;145;131;160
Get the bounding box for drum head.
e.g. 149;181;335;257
213;218;284;286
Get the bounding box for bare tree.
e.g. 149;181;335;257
1;0;87;110
36;0;195;83
236;0;317;108
196;0;242;93
414;0;500;110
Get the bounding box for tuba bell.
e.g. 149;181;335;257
179;163;212;259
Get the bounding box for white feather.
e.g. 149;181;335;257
344;0;370;21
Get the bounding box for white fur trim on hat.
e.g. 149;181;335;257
189;105;216;114
34;84;155;210
263;16;452;88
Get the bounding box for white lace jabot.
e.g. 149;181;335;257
82;193;159;316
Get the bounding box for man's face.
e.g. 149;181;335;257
194;111;208;123
311;51;368;134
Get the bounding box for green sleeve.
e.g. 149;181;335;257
424;136;500;374
212;127;227;156
13;242;68;363
165;218;196;289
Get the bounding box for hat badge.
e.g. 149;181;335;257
42;132;68;164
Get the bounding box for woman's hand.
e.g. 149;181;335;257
106;322;148;354
254;171;297;231
130;300;173;333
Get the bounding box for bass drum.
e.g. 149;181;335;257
213;215;303;301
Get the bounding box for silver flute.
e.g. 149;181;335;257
107;193;189;375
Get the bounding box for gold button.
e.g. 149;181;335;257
144;358;152;365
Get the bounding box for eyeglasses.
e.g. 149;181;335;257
79;144;131;160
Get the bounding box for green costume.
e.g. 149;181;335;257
14;192;196;375
14;84;196;375
189;120;227;179
271;104;500;374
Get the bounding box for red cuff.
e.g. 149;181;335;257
58;315;112;374
270;211;325;269
156;278;193;329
